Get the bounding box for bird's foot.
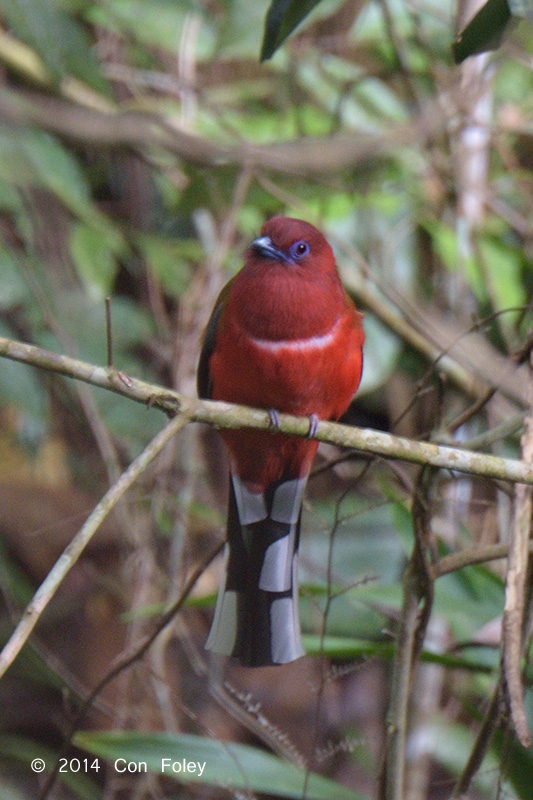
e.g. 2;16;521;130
307;413;319;439
268;408;281;430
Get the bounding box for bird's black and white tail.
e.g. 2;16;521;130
206;473;308;667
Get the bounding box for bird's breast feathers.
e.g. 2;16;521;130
247;315;343;354
210;310;363;419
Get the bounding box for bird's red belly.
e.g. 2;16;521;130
212;334;360;413
209;320;363;488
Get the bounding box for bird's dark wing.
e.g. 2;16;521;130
196;278;233;399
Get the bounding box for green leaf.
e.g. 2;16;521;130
260;0;325;61
478;236;526;318
134;232;196;296
304;635;394;660
217;0;269;56
74;731;368;800
423;219;485;299
493;721;533;798
90;0;214;55
452;0;512;63
433;564;504;641
70;223;121;300
303;635;495;673
2;0;108;93
357;315;401;395
0;320;47;420
25;132;95;221
0;248;28;309
430;719;502;795
0;127;106;225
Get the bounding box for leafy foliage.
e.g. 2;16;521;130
75;731;366;799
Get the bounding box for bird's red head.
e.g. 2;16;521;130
247;216;337;277
224;216;349;342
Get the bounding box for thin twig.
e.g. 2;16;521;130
382;469;434;800
458;411;526;452
382;560;425;800
432;540;533;579
105;296;113;368
450;684;502;798
303;486;352;799
446;387;496;435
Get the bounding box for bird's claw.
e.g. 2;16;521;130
268;408;281;430
268;409;319;438
307;413;319;439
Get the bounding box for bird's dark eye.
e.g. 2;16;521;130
290;240;310;260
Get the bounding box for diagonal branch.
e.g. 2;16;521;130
0;412;189;682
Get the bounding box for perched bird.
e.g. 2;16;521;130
197;217;364;667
